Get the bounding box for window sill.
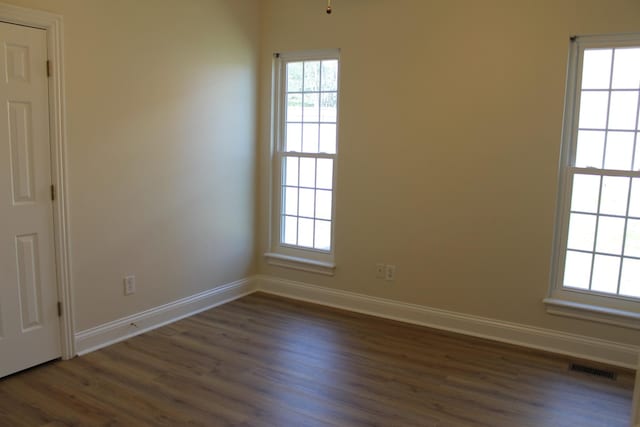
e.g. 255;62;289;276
543;298;640;330
264;252;336;276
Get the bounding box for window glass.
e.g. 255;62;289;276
277;54;339;253
557;41;640;300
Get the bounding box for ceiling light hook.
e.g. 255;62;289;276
326;0;332;14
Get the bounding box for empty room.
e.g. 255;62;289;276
0;0;639;425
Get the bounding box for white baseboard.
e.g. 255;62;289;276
256;275;640;370
74;274;639;370
75;278;256;355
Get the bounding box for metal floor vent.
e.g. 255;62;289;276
569;363;617;380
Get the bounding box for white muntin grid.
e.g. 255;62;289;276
274;52;339;254
557;36;640;300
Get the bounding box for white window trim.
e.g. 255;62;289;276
543;297;640;329
546;33;640;329
264;49;340;275
264;252;336;276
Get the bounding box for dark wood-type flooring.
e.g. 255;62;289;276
0;292;634;426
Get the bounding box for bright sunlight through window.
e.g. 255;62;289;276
275;52;339;254
272;51;339;264
559;41;640;299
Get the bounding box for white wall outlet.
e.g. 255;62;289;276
385;265;396;281
124;275;136;295
376;263;385;279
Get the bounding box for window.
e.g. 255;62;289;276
547;34;640;328
265;50;340;275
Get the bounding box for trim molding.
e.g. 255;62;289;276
633;353;640;427
264;252;336;276
544;298;640;330
0;2;73;360
75;278;256;355
75;274;639;370
256;275;640;369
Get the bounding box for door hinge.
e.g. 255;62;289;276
50;184;56;201
46;60;51;77
57;302;62;317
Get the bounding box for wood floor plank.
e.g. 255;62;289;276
0;292;634;426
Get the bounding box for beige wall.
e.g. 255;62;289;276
257;0;640;346
3;0;260;331
3;0;637;345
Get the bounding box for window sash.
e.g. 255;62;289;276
271;51;339;260
560;171;640;299
551;34;640;307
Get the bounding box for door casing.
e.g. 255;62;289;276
0;2;72;359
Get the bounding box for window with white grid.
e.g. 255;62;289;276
271;51;339;263
551;35;640;316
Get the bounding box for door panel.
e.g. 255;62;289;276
0;22;60;378
9;101;36;203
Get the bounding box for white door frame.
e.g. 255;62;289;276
0;3;73;359
633;353;639;427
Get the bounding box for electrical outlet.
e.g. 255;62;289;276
376;263;385;279
385;265;396;281
124;275;136;295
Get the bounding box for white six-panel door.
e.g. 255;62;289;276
0;21;60;378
